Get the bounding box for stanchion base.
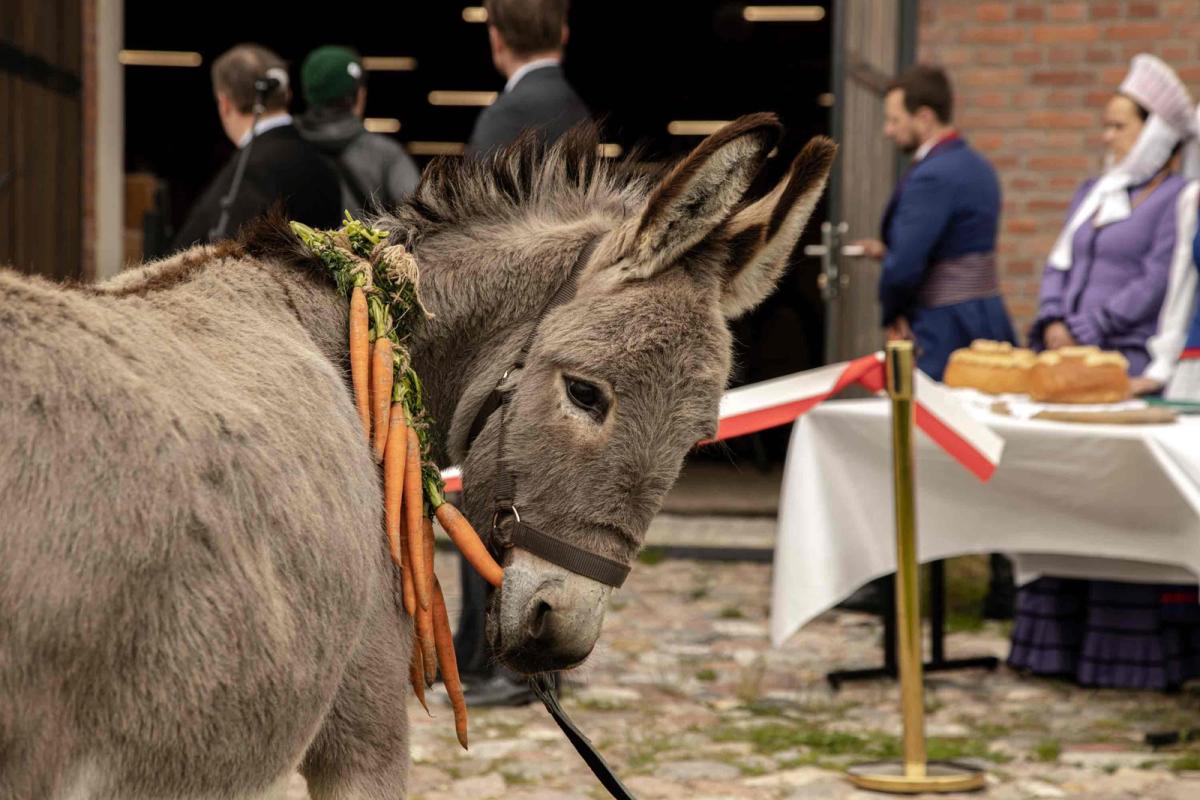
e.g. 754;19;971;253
846;761;986;794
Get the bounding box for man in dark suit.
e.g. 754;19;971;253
455;0;590;707
172;44;342;250
855;64;1016;380
465;0;589;156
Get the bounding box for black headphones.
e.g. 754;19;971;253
252;67;289;109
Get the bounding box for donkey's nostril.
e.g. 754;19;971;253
529;598;553;641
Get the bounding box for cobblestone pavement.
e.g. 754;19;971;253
283;549;1200;800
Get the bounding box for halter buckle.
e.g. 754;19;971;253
490;504;521;557
492;504;521;533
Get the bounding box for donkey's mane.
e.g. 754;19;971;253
384;125;655;241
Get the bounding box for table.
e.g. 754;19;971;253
770;399;1200;646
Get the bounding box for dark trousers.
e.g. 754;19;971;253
454;553;493;678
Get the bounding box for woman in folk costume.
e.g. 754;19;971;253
1011;54;1200;691
1030;54;1200;382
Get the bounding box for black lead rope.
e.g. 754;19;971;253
529;674;638;800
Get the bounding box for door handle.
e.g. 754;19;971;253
807;222;851;301
803;244;865;258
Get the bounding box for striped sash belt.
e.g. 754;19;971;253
916;251;1001;308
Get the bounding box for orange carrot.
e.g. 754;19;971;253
435;503;503;588
348;287;371;440
399;515;416;617
419;517;438;686
410;641;430;716
416;595;437;687
383;404;407;567
404;427;430;611
421;516;436;633
370;338;394;461
433;575;469;750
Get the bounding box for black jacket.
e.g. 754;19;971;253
466;64;590;156
172;124;343;250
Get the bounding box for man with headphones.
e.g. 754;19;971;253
172;44;342;250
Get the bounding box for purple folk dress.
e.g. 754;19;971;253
1012;173;1200;691
1030;174;1189;374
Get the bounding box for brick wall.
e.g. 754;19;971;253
917;0;1200;338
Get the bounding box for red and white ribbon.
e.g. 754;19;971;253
441;352;1005;492
912;369;1005;481
708;353;886;442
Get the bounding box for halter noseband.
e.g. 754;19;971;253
462;235;630;589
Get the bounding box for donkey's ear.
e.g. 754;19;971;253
719;136;837;319
605;113;781;283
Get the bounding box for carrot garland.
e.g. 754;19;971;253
433;575;469;750
292;214;508;744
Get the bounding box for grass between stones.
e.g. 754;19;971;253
1169;750;1200;772
1033;740;1061;762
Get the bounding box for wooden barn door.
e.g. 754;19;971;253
817;0;916;364
0;0;84;281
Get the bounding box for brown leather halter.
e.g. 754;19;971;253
462;235;630;588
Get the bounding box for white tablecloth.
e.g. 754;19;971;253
770;399;1200;646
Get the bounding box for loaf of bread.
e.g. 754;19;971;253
944;341;1036;395
1027;350;1131;404
971;340;1017;355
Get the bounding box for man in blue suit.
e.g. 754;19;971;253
857;65;1016;381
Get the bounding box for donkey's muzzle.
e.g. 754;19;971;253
492;548;611;674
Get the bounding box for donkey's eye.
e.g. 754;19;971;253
565;377;607;420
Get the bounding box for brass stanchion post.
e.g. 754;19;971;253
846;342;986;794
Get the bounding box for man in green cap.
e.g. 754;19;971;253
296;45;420;215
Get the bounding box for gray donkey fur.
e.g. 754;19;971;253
0;115;834;799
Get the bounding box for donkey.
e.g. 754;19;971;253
0;114;834;799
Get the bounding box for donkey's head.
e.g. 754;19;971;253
401;115;835;673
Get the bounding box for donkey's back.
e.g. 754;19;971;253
0;253;409;799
